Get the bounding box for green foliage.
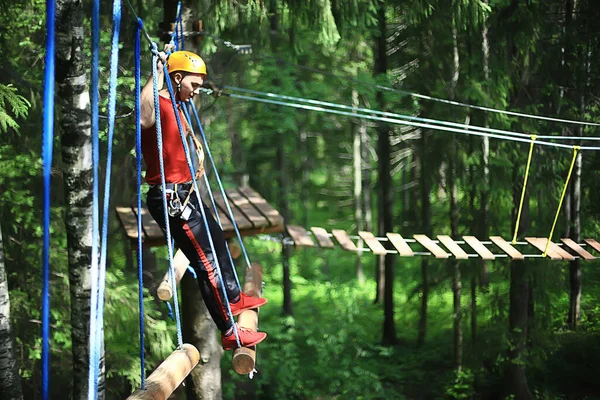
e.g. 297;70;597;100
0;84;30;133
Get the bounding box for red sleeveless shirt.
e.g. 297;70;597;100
142;95;192;185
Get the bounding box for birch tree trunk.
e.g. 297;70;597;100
55;0;95;397
479;0;491;290
566;0;585;331
0;225;23;400
352;89;365;283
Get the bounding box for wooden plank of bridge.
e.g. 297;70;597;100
437;235;469;259
286;225;316;248
463;236;495;260
413;234;449;259
331;229;358;252
525;238;573;261
561;238;595;260
386;233;414;257
238;186;283;227
310;227;335;248
116;207;138;241
359;231;387;255
133;206;164;243
212;192;253;230
584;239;600;254
225;188;268;228
489;236;524;260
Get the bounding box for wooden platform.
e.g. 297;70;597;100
116;186;284;247
284;225;600;261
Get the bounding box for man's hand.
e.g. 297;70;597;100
156;43;176;70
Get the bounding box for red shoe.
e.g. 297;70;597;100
222;325;267;350
229;292;268;316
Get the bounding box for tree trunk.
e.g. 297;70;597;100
0;225;23;400
182;274;223;400
566;0;585;331
480;0;491;290
449;10;462;372
417;130;431;347
228;95;248;187
504;166;533;400
352;89;365;283
374;0;397;346
55;0;94;397
168;3;224;396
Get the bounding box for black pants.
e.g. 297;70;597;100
147;183;240;332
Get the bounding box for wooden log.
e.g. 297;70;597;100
227;239;242;259
437;235;469;259
157;249;191;301
358;231;387;255
413;234;449;259
127;343;200;400
232;263;264;375
310;227;335;248
561;238;595;260
386;233;414;257
331;229;358;251
463;236;495;260
489;236;524;260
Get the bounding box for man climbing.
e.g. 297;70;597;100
140;48;267;350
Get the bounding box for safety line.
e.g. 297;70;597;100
181;104;242;288
92;1;121;398
224;86;600;142
215;90;600;151
200;32;600;127
134;18;146;389
543;147;580;257
87;0;101;396
41;0;56;397
162;65;242;348
151;50;184;348
512;136;537;244
189;101;254;273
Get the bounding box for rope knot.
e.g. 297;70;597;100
137;17;143;28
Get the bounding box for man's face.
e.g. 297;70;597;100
176;73;205;101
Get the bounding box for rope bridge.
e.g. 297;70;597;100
285;225;600;261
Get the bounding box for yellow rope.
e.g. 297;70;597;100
512;135;537;244
543;146;580;257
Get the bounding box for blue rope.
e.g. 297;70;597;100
174;1;183;50
134;18;146;389
177;2;184;50
164;301;174;320
162;69;241;347
41;0;56;396
181;104;241;289
91;1;121;398
151;49;184;347
87;0;101;396
186;265;197;279
189;102;254;273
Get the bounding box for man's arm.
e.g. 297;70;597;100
140;45;174;129
140;63;164;129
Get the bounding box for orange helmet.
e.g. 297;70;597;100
167;51;207;75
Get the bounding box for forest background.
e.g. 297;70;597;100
1;0;600;399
